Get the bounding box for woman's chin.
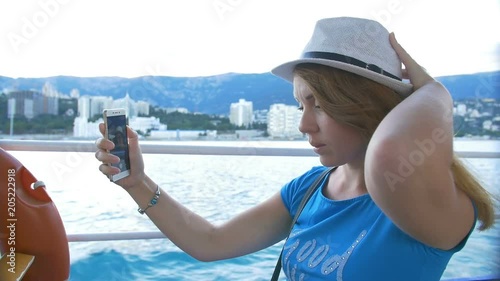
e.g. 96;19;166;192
318;156;337;167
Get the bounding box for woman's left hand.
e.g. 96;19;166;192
389;32;435;92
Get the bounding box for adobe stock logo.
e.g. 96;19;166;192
7;0;70;54
384;127;448;192
50;142;95;182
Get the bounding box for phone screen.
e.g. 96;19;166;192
106;114;130;175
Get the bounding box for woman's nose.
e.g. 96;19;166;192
298;111;318;134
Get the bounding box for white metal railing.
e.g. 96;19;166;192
67;231;166;242
1;139;499;158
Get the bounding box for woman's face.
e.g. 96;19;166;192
294;75;367;167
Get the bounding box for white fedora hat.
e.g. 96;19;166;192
272;17;413;96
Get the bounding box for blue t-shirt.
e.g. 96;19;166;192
280;166;475;281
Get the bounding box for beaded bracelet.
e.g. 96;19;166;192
137;185;161;215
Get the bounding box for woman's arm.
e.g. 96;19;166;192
127;177;290;261
95;124;291;261
364;33;475;250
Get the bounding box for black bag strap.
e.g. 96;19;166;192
270;166;336;281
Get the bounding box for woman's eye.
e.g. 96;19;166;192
297;106;304;112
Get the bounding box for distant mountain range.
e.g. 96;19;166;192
1;71;498;115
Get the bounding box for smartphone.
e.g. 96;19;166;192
103;108;131;182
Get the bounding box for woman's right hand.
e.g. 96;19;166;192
95;123;146;190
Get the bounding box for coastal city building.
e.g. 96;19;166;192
253;109;269;125
77;96;91;119
89;96;113;118
42;82;61;98
452;99;500;137
149;129;217;140
1;81;498;139
162;107;189;114
72;93;162;138
267;103;303;139
73;117;101;138
7;90;58;119
229;99;253;127
137;101;150;116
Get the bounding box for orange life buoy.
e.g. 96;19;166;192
0;147;70;281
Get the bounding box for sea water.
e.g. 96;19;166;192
6;140;500;281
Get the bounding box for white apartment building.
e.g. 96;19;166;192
77;95;113;119
229;99;253;127
456;104;467;116
73;116;102;138
77;96;91;118
267;104;303;138
163;107;189;114
77;93;150;119
137;101;150;116
7;90;58;119
42;82;59;98
74;93;158;138
90;96;113;117
113;93;137;118
129;116;166;133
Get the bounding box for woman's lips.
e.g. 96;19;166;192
311;143;326;154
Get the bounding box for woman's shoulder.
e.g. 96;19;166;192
289;166;329;188
301;165;330;179
280;166;331;214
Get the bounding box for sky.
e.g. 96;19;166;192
0;0;499;78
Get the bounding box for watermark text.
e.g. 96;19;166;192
384;127;447;191
6;168;17;274
8;0;70;53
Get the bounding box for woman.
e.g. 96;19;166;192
95;17;495;280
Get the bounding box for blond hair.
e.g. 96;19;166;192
294;64;495;230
